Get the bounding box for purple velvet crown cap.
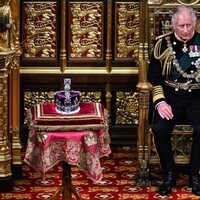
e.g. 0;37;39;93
54;90;81;113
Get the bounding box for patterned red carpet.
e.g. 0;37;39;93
0;146;199;200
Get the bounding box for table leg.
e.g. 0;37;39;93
52;161;81;200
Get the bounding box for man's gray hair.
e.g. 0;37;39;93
171;5;197;27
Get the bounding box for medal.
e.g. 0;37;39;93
189;45;200;57
182;42;188;53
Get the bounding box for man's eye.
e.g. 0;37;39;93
179;24;192;28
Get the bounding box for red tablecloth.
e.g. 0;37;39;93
24;102;111;182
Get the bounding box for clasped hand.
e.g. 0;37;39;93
157;101;174;120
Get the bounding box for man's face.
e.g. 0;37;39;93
173;12;195;41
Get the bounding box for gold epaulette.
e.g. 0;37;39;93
155;31;173;40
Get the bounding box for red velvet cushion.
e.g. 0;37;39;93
27;102;108;132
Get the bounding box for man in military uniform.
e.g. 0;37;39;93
148;5;200;196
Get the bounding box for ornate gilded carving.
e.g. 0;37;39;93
69;2;103;59
11;126;22;165
81;91;101;103
137;145;151;186
24;91;55;111
138;89;150;109
0;51;15;178
0;0;17;51
149;125;193;163
0;151;11;176
22;2;56;58
149;8;173;49
0;0;11;51
116;2;139;59
24;90;101;121
173;134;192;158
172;125;193;159
116;91;138;124
0;68;8;144
0;72;3;139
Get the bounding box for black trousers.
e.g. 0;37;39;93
152;88;200;175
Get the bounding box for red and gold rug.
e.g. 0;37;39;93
0;146;199;200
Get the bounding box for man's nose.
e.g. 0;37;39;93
183;25;188;32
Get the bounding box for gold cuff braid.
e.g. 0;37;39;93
152;85;165;103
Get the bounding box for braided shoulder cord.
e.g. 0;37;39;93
153;38;172;76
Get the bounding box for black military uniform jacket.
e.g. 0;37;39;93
148;31;200;108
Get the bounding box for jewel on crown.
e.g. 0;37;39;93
64;78;71;108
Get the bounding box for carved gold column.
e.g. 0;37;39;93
0;0;21;191
0;51;15;192
9;52;22;176
60;0;67;73
106;0;112;73
136;0;152;186
10;0;22;180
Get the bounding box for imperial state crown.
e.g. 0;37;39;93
54;78;81;114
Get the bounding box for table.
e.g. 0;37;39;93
24;102;111;200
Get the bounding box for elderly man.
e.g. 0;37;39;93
148;5;200;196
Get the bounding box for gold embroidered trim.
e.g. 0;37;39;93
155;31;172;40
152;85;165;103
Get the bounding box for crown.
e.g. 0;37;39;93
55;79;81;114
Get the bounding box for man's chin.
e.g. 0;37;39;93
180;37;191;41
181;34;194;41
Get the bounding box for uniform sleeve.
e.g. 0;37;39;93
148;40;166;107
